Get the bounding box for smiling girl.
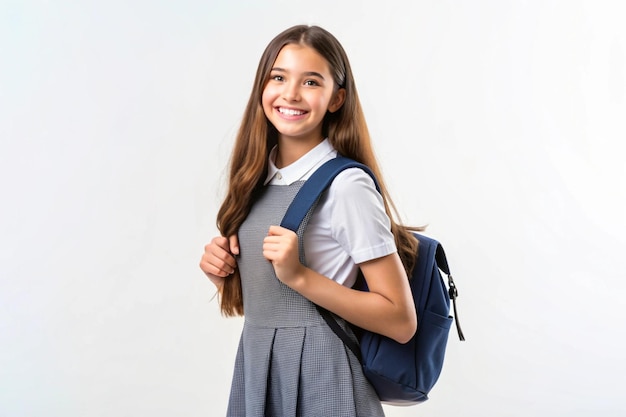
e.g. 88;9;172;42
199;25;418;416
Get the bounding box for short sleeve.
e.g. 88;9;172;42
326;168;397;264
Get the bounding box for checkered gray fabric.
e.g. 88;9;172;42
226;182;384;417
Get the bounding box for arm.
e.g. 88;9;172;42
264;226;417;343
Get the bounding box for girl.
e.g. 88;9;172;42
200;25;419;417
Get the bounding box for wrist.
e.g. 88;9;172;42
288;265;309;292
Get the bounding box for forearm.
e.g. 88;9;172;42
290;265;416;343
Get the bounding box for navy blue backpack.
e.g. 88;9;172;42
281;156;465;405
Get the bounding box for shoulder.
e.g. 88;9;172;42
327;167;378;199
323;166;386;221
320;165;395;263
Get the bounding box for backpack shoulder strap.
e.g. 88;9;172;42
280;156;379;232
280;156;376;363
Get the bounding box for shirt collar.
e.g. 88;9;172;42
264;139;336;185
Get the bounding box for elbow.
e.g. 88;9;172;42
395;322;417;345
391;311;418;344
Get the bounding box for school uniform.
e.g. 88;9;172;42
226;139;395;417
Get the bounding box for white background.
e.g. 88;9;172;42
1;1;625;416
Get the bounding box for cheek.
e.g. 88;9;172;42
261;89;270;108
260;96;271;119
310;93;334;112
261;87;277;111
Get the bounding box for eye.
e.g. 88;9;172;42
304;79;319;86
270;74;284;82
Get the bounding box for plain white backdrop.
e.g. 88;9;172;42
1;1;625;416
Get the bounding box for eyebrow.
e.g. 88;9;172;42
271;67;326;80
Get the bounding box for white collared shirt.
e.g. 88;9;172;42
265;139;397;287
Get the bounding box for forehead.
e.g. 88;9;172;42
271;44;331;75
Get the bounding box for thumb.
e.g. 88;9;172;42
267;225;285;236
229;234;240;255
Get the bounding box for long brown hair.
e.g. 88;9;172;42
216;25;421;317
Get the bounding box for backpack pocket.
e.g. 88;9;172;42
414;309;453;395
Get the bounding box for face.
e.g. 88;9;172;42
262;44;345;147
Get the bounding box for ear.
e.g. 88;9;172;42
327;88;346;113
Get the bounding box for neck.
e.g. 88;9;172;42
275;137;324;168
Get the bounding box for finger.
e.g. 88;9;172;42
212;236;230;251
199;257;229;277
229;234;240;255
267;225;288;236
262;236;282;256
206;238;237;264
262;235;281;245
204;241;233;262
200;254;235;276
262;246;279;262
202;242;237;274
212;250;237;273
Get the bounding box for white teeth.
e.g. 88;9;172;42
279;107;305;116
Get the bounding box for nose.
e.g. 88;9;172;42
282;81;301;102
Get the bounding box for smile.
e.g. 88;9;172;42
277;107;306;116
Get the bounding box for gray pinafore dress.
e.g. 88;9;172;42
226;181;384;417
